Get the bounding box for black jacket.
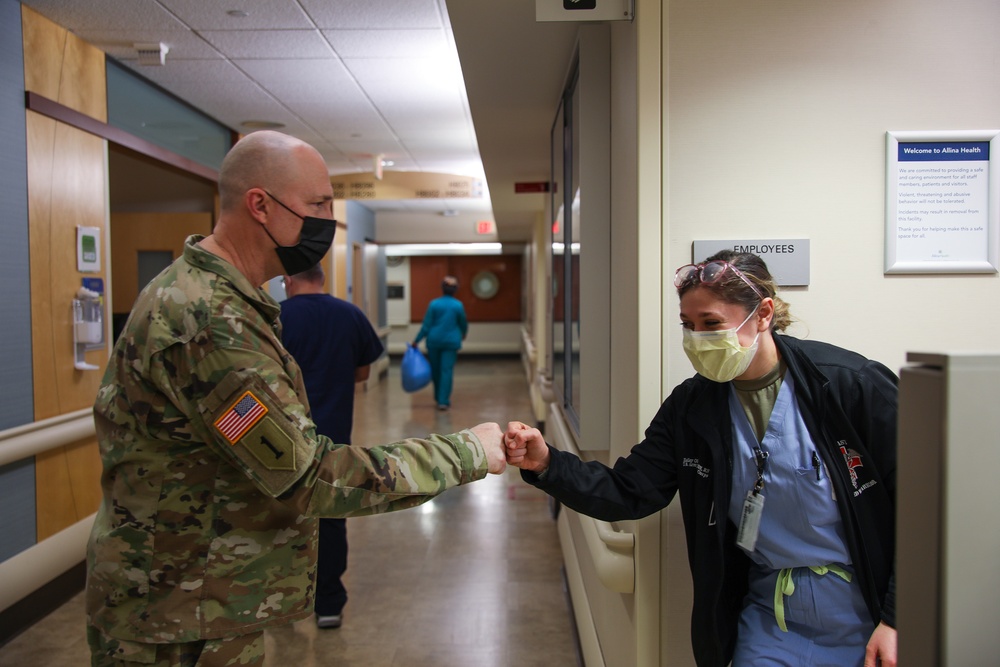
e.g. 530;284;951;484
524;334;898;667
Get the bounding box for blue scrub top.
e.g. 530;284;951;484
280;294;384;444
726;373;852;570
415;295;467;350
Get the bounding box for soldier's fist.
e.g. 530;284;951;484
470;422;506;474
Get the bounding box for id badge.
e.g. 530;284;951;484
736;491;765;552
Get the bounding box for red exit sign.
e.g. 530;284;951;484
476;220;495;235
514;181;550;194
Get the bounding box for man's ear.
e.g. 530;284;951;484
246;188;270;223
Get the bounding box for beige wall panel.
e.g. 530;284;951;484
21;5;107;121
110;212;213;312
331;202;348;299
35;437;103;541
332;232;348;299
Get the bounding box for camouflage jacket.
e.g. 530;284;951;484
87;236;488;645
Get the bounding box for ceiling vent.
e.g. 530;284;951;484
134;42;169;66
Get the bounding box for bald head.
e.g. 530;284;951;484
218;131;321;212
201;130;333;287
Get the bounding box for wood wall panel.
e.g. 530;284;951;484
21;5;107;122
27;112;107;540
23;6;108;540
34;436;103;539
27;112;108;419
110;212;213;312
410;255;522;323
410;256;449;321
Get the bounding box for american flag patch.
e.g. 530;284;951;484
215;391;268;444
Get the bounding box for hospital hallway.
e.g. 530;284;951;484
0;355;581;667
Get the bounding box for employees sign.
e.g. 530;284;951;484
692;239;810;286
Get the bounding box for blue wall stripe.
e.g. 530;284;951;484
0;0;39;560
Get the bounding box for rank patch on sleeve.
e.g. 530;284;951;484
214;390;269;444
241;417;296;471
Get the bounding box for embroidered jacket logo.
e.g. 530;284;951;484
838;440;863;489
682;457;710;479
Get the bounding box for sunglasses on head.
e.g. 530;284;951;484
673;261;765;299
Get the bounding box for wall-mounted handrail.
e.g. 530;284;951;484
0;408;95;467
0;513;95;613
547;403;635;594
521;326;537;363
0;409;98;613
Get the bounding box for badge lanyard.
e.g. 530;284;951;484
736;446;768;552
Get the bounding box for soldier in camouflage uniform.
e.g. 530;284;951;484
86;131;507;666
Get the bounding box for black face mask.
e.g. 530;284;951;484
262;191;337;275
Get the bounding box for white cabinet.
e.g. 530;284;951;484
897;352;1000;666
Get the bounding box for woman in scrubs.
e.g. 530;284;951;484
413;275;468;411
505;250;898;667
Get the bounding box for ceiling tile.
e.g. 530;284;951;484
345;55;463;89
199;29;336;60
119;59;244;85
333;138;412;159
165;79;284;120
323;29;450;58
299;0;443;29
21;0;184;31
234;59;354;101
73;29;221;62
294;106;397;143
159;0;314;30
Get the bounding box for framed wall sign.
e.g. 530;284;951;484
885;130;1000;274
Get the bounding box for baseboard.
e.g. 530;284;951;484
561;565;586;667
0;560;85;647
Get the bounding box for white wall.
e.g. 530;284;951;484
385;257;411;327
376;211;498;243
662;0;1000;391
623;2;1000;666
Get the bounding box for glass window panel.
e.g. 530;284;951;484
569;77;582;420
106;60;231;171
550;98;566;407
550;63;581;430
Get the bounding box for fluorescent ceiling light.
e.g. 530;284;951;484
384;243;504;256
551;242;580;255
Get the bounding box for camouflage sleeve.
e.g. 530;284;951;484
292;429;489;518
181;345;487;510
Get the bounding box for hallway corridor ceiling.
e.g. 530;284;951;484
20;0;578;242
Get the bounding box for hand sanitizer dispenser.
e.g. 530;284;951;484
73;286;104;370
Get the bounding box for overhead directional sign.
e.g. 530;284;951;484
330;171;483;201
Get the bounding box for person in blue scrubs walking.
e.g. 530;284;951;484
413;275;468;411
280;263;385;630
504;251;898;667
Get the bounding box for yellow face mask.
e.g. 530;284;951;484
682;305;760;383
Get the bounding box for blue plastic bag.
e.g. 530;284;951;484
401;343;432;392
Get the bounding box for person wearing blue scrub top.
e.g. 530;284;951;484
413;275;468;411
504;250;899;667
280;264;386;630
